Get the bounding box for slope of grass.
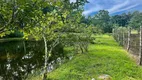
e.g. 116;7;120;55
45;35;142;80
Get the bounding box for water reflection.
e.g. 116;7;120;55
0;40;64;80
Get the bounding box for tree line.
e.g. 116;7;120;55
83;10;142;33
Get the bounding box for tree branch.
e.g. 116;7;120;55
0;1;19;34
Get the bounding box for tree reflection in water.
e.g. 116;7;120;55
0;40;64;80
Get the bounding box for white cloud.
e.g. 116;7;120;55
83;0;142;16
107;0;129;13
110;4;139;14
83;5;102;16
107;0;139;14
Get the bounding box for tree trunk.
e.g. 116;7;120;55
23;41;26;54
79;43;84;54
43;35;48;80
84;42;88;52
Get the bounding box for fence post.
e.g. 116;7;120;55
127;27;131;50
122;30;125;46
112;28;115;37
139;26;142;65
117;29;120;42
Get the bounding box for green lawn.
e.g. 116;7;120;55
45;35;142;80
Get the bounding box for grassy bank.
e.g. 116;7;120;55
32;35;142;80
0;38;23;42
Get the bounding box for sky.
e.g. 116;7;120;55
70;0;142;16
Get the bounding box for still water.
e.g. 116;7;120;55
0;40;64;80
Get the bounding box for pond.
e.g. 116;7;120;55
0;40;65;80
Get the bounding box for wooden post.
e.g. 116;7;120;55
120;29;123;45
113;28;115;38
122;30;125;46
127;27;131;51
113;28;116;40
117;29;120;42
139;26;142;65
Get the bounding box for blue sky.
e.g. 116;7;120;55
70;0;142;16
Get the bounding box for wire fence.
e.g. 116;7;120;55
113;27;142;65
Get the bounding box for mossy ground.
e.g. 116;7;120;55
31;35;142;80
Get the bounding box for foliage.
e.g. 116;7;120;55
2;30;23;38
110;11;142;29
91;10;112;33
61;12;94;54
111;13;132;27
129;11;142;29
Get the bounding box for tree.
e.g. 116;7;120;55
21;1;67;79
129;11;142;29
111;12;132;27
22;0;91;79
0;0;19;37
91;10;111;33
